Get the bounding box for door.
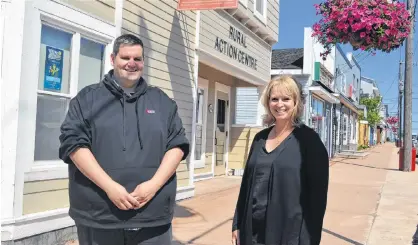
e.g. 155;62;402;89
193;78;208;169
325;109;331;155
214;83;230;176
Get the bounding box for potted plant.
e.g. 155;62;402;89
312;0;412;60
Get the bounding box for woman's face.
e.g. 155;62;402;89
268;86;295;123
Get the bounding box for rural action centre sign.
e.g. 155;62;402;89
177;0;238;10
214;26;258;70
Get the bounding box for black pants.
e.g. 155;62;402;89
413;225;418;245
76;224;172;245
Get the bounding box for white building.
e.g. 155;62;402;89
270;27;340;158
1;0;279;243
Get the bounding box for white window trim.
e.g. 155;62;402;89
23;1;116;182
253;0;267;24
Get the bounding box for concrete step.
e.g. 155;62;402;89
335;151;370;159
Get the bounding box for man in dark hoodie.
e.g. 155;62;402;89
59;34;189;244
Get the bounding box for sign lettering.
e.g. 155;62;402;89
214;26;257;70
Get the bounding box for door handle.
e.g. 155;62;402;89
215;138;217;145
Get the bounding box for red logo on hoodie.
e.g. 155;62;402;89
146;109;155;114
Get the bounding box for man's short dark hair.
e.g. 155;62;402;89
113;34;144;56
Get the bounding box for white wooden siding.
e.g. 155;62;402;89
199;10;271;83
267;0;279;42
121;0;195;154
57;0;115;24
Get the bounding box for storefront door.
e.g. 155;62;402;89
214;83;230;176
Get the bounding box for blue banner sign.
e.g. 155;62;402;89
44;46;63;92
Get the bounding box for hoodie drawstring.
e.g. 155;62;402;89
122;95;127;151
135;98;143;149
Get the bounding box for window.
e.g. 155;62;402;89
34;24;105;162
254;0;267;22
311;97;325;142
234;87;259;125
343;115;348;144
217;99;226;125
194;89;205;161
340;74;346;94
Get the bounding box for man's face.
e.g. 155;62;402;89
111;44;144;85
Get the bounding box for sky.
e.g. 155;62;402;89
272;0;418;135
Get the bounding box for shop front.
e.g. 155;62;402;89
308;62;339;158
336;94;361;151
192;7;277;180
309;87;339;157
2;0;198;243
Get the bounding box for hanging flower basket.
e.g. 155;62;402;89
312;0;412;60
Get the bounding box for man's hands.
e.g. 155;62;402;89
104;181;140;210
104;180;160;210
130;180;160;209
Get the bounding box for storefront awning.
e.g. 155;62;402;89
334;93;362;114
309;86;340;104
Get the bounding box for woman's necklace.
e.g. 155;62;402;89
266;124;293;152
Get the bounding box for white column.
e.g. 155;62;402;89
1;0;26;220
256;85;266;126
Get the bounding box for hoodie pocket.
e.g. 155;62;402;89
137;175;177;221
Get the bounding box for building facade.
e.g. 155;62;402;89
334;46;363;152
360;76;389;145
270;27;339;158
1;0;279;243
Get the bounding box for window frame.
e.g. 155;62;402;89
24;1;116;182
253;0;267;23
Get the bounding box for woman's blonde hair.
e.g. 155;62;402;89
261;75;305;127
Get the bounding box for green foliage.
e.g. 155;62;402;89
360;96;383;127
357;145;369;151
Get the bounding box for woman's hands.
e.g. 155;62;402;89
232;230;239;245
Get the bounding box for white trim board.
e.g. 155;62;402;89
197;48;267;86
194;172;214;182
271;69;303;75
309;86;340;104
1;185;195;242
188;10;201;186
193;78;209;169
1;208;74;241
176;185;195;201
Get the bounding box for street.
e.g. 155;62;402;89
171;143;418;245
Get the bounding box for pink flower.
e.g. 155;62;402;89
360;32;367;38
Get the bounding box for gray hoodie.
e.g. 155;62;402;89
59;70;189;229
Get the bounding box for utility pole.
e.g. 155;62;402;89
398;61;404;148
403;0;414;171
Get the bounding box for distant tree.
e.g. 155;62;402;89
359;96;382;126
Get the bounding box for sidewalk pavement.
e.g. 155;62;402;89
68;143;418;245
173;143;418;245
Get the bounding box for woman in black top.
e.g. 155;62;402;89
231;76;329;245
